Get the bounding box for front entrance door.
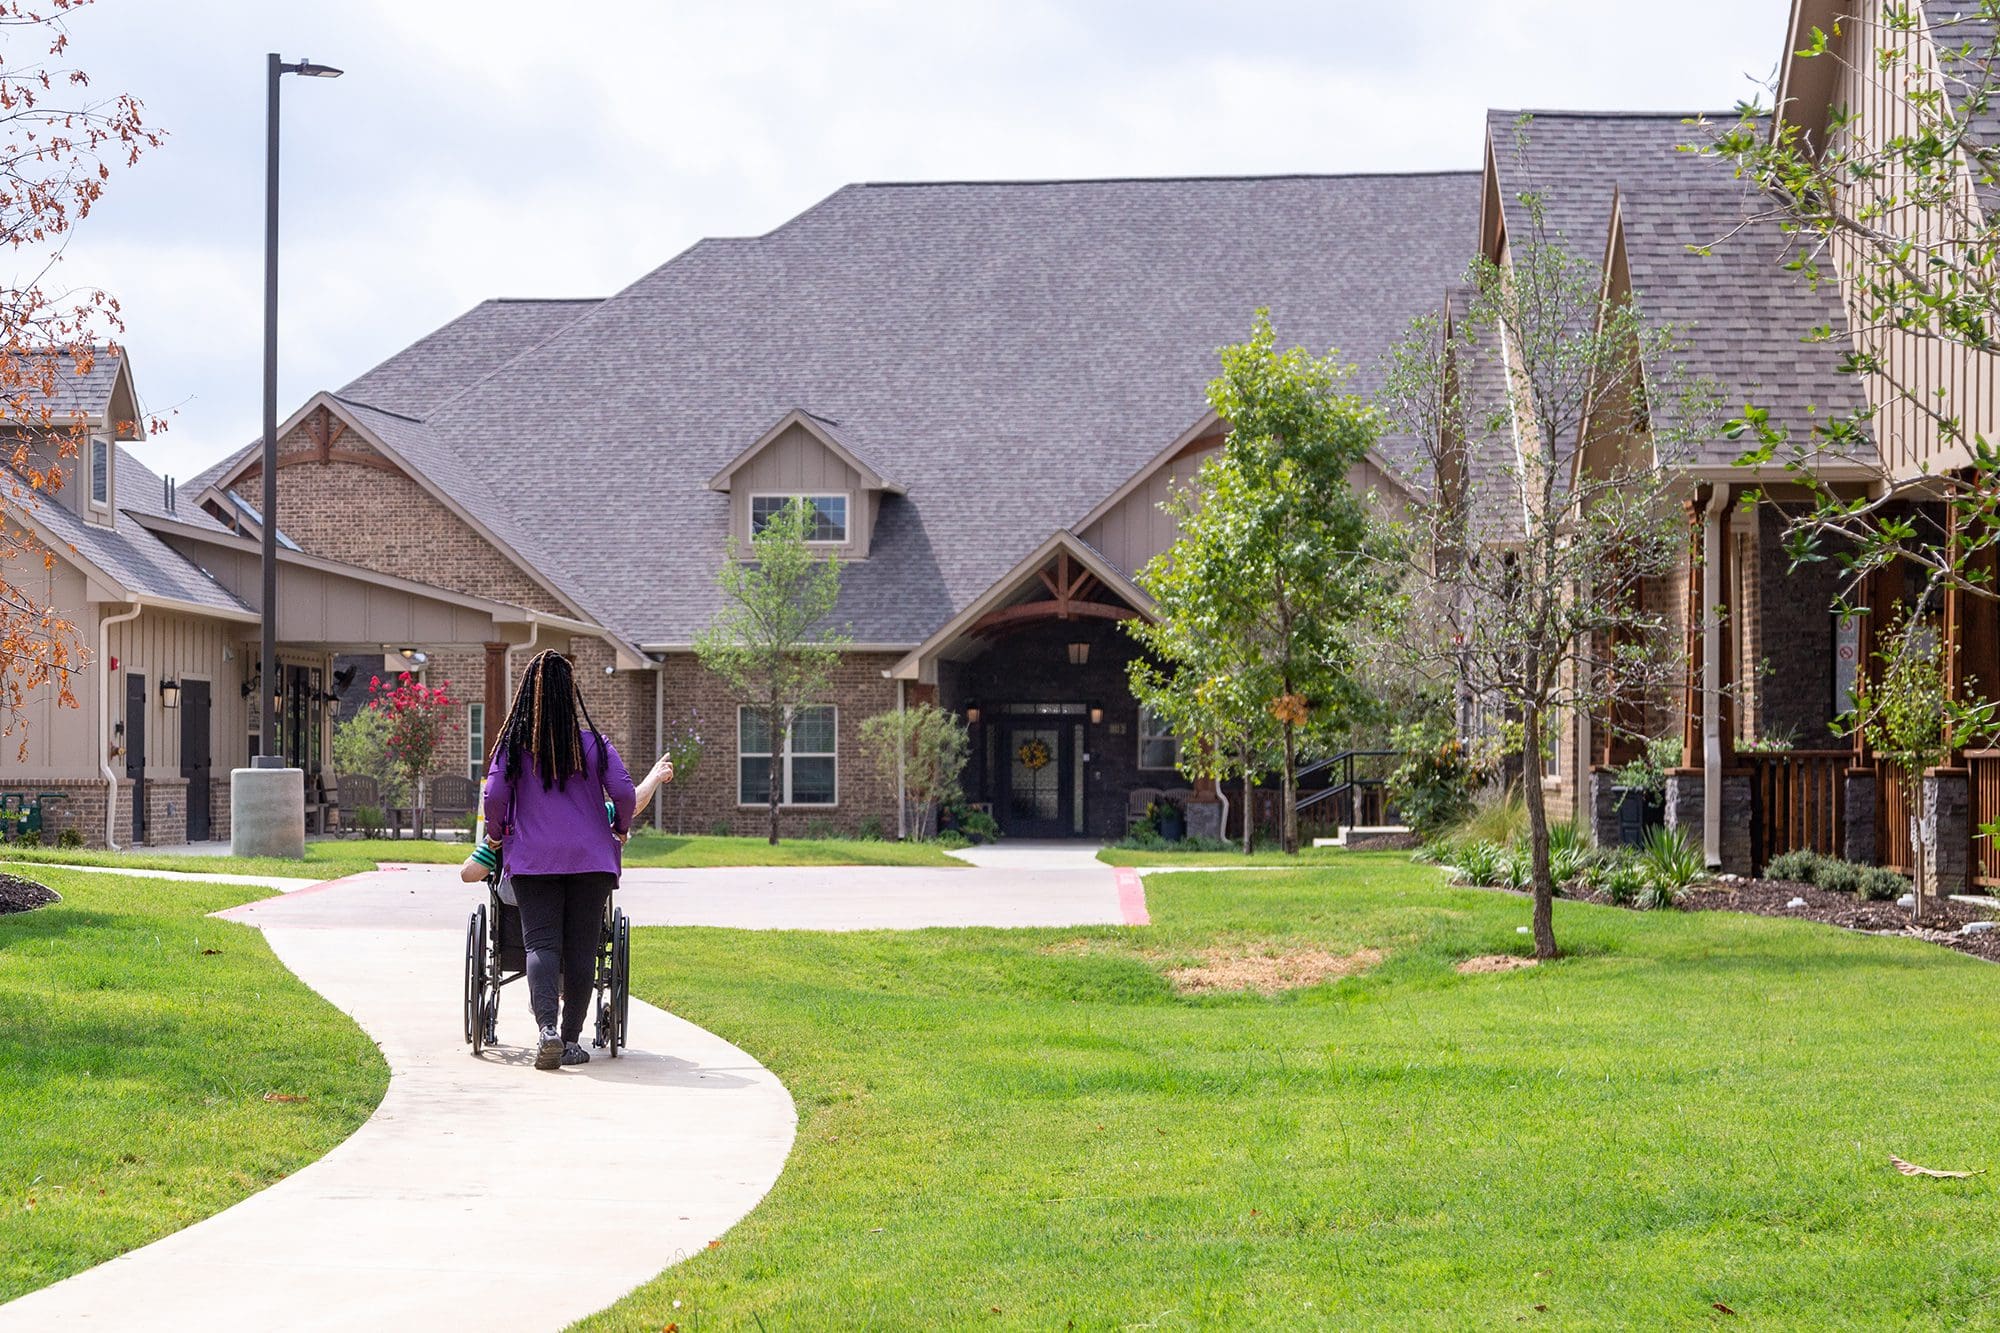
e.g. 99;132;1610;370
125;673;146;844
181;680;212;841
998;719;1081;838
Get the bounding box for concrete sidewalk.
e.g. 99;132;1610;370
0;875;798;1333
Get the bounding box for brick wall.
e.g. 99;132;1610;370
651;650;901;838
1750;506;1844;747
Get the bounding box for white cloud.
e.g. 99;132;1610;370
48;0;1787;482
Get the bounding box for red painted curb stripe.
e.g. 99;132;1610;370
1115;867;1150;926
212;867;397;921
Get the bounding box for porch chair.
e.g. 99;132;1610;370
426;774;480;839
1127;787;1163;831
335;775;380;836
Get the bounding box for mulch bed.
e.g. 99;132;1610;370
0;872;59;916
1677;877;2000;963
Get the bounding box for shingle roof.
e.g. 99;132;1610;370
1617;180;1877;469
339;298;602;419
1486;110;1736;260
1921;2;2000;209
1444;286;1528;545
11;446;251;614
335;172;1479;646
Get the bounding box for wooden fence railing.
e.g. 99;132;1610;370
1736;750;1849;874
1878;766;1915;875
1968;750;2000;889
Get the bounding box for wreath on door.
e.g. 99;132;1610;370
1016;737;1053;771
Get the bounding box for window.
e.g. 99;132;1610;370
467;703;485;782
739;704;838;805
1138;705;1178;770
751;494;847;543
89;436;108;507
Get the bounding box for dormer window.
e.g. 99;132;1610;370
752;493;848;544
89;435;109;508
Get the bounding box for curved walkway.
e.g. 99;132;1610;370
0;869;799;1333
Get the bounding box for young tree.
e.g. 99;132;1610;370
859;702;969;840
695;498;848;845
656;707;706;834
0;3;163;750
1382;159;1709;959
1132;310;1389;856
368;672;455;838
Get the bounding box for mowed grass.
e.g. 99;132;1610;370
0;868;388;1302
1;832;965;880
588;854;2000;1329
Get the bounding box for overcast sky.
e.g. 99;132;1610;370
56;0;1789;481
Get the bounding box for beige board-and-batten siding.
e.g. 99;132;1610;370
723;420;876;559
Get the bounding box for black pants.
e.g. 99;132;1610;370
511;872;615;1043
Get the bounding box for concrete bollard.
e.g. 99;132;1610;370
230;767;305;859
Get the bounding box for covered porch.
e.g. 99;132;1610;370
891;533;1186;840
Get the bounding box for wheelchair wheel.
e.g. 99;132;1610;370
464;903;488;1054
610;907;630;1058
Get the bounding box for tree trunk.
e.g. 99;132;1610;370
1520;702;1558;959
767;698;783;846
1281;721;1299;856
1241;753;1254;856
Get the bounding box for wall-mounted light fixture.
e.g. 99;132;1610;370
241;672;261;700
1089;704;1104;726
1067;642;1090;666
964;704;981;726
160;678;181;709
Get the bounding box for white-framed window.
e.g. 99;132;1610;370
751;493;848;544
467;703;485;782
739;704;838;806
1138;705;1179;770
89;435;109;508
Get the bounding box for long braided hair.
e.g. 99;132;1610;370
494;649;606;790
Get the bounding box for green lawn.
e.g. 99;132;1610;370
1097;843;1351;868
587;854;2000;1329
0;868;388;1302
0;831;965;881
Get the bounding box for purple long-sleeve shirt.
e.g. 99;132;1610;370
483;733;635;878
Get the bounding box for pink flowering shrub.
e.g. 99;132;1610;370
368;672;455;835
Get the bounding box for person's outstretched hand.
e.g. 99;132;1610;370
648;753;675;786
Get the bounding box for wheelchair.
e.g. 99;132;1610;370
463;870;631;1058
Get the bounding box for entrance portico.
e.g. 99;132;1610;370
892;532;1169;839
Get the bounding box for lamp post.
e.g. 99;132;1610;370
256;52;342;768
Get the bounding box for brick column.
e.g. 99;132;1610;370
1587;768;1622;849
1922;768;1970;902
482;641;509;768
1664;769;1703;843
1843;767;1878;866
1719;772;1753;876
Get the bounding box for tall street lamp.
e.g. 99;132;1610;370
256;53;342;768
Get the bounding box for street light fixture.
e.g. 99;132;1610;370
255;53;342;768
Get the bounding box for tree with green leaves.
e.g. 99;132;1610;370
1706;12;2000;904
695;498;848;845
1130;310;1388;856
1382;140;1710;958
859;702;970;840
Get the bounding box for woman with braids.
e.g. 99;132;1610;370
482;649;637;1071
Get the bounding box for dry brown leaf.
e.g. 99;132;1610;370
1713;1302;1737;1316
1890;1154;1981;1178
261;1092;307;1104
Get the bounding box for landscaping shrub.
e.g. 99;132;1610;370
1386;715;1485;840
1592;858;1651;907
1546;821;1593;885
708;820;732;838
1498;847;1533;892
946;803;1001;845
1637;825;1705;896
57;827;83;849
856;816;886;841
352;805;385;839
1453;790;1528;849
1765;848;1827;884
15;829;39;848
1448;840;1503;887
805;817;837;840
1858;867;1908;901
1816;860;1864;895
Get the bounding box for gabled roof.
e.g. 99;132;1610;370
706;408;907;493
2;347;145;434
338;298;603;419
337;172;1479;648
1483;110;1737;262
1443;286;1529;546
889;528;1154;682
1609;179;1877;473
8;444;253;615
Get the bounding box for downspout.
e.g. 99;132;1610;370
1701;485;1731;869
895;677;908;840
653;660;665;832
100;600;142;850
506;616;541;698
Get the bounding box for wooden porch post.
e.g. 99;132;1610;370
482;641;508;770
1680;491;1707;770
